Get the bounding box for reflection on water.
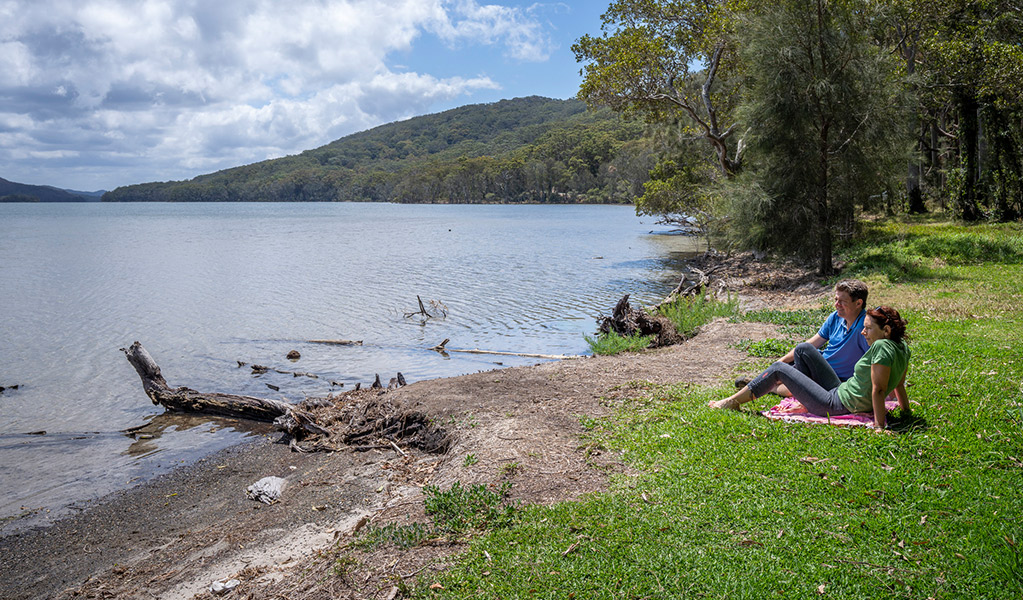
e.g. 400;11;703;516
122;412;271;458
0;202;700;530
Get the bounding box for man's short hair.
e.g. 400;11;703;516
835;279;868;307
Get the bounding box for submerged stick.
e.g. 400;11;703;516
428;340;578;360
308;339;363;346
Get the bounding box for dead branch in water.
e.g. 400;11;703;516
404;296;448;320
238;361;326;381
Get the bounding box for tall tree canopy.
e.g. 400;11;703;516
573;1;747;179
733;0;906;274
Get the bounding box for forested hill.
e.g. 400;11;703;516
102;96;654;204
0;178;100;202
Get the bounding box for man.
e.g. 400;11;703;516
739;280;870;396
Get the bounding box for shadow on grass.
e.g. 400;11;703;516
842;224;1023;283
887;412;930;433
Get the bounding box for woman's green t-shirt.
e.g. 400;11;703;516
837;339;911;413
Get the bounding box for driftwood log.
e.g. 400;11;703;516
123;342;297;422
121;341;449;454
121;341;327;441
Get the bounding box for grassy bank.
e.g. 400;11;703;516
412;218;1023;599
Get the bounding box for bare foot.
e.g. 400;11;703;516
708;397;741;411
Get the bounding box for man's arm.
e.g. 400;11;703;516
778;333;827;364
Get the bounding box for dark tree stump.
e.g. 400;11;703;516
597;294;682;347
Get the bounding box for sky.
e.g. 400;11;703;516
0;0;603;191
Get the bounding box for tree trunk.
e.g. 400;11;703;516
907;118;926;214
904;41;927;214
957;93;983;221
814;0;833;276
907;159;924;214
817;123;834;275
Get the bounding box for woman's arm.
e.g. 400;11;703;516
894;371;910;414
870;363;892;429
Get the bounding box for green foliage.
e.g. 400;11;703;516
586;295;740;356
584;331;656;355
332;554;357;580
573;0;746;181
103;97;653;204
498;462;521;478
656;293;739;338
920;0;1023;218
423;481;519;534
733;337;792;357
726;0;906;273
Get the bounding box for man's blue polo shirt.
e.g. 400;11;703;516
817;309;869;380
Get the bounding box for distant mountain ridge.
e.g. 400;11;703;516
0;178;104;202
103;96;655;204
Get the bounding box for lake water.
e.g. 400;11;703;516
0;202;698;532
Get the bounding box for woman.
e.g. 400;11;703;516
709;306;911;429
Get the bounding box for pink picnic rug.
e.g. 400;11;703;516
762;397;897;427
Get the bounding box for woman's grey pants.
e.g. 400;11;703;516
747;343;851;416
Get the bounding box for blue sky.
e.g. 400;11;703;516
0;1;604;191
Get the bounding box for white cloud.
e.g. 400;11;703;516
430;0;555;61
0;0;557;190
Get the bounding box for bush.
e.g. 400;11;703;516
656;294;740;338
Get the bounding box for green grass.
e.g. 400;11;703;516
585;330;656;355
411;219;1023;599
732;337;794;358
736;305;833;340
423;481;519;534
657;293;741;338
354;481;521;553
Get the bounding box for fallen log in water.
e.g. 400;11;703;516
121;342;326;440
121;341;449;454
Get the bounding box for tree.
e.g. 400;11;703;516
732;0;906;274
573;1;747;181
919;0;1023;220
